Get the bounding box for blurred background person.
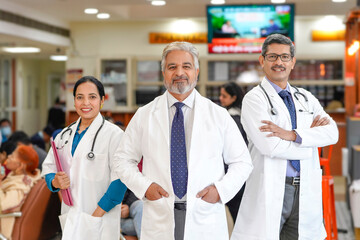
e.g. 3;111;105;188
121;189;143;239
0;145;40;239
8;131;47;171
219;81;247;225
30;125;55;150
0;119;12;144
47;97;66;130
0;141;17;177
219;82;247;143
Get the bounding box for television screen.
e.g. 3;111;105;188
207;4;295;54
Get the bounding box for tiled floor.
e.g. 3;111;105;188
336;201;355;240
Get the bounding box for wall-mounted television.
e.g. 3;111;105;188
207;4;295;54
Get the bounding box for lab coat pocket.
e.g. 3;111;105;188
193;198;217;225
79;212;103;240
83;153;106;181
142;197;171;232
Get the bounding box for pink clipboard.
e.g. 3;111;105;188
50;139;74;206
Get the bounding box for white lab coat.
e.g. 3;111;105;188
113;90;253;240
42;113;124;240
231;79;339;240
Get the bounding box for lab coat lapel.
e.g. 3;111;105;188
262;79;291;123
188;90;203;164
153;92;170;147
73;113;103;160
290;85;306;129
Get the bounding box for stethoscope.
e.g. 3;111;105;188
259;84;313;115
59;116;105;160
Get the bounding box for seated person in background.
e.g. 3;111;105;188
0;145;41;239
0;141;17;177
8;131;47;171
0;119;12;143
30;125;55;150
121;189;143;239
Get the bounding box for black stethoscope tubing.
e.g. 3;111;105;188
259;83;313;115
59;116;105;160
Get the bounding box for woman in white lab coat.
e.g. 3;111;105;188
42;76;126;240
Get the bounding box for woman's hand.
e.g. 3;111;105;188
92;205;106;217
52;171;70;189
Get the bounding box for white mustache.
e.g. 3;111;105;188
172;75;189;82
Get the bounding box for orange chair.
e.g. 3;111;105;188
318;145;334;176
0;179;61;240
322;176;338;240
319;145;338;240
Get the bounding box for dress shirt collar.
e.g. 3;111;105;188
265;77;291;94
167;89;195;109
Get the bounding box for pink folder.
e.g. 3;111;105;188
50;139;74;206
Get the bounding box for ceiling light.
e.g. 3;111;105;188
271;0;286;3
97;13;110;19
84;8;98;14
50;55;68;61
211;0;225;4
332;0;346;2
151;1;166;6
2;47;40;53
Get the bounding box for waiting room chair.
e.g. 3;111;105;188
319;145;338;240
318;145;334;176
0;179;56;240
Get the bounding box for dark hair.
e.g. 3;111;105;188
221;82;244;109
16;145;39;176
0;118;11;126
73;76;105;99
0;141;17;155
261;33;295;57
8;131;31;145
43;125;55;136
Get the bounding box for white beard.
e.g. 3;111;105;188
165;79;197;94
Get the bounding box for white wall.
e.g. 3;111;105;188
67;15;345;74
16;59;65;135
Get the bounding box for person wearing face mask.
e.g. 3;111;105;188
42;76;127;240
231;34;339;240
113;42;253;240
0;119;12;143
0;145;41;239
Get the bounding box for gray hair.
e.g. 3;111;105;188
161;42;199;72
261;34;295;57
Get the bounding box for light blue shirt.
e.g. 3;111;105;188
266;78;301;177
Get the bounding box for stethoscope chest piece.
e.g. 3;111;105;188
87;151;95;161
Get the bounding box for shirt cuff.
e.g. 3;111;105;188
98;179;127;212
294;130;302;144
45;173;60;192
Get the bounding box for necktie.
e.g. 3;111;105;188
278;90;301;172
171;102;188;198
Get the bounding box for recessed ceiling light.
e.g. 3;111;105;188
211;0;225;4
84;8;98;14
50;55;68;61
97;13;110;19
332;0;346;2
2;47;41;53
271;0;286;3
151;1;166;6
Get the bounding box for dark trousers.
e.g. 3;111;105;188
280;179;300;239
174;205;186;240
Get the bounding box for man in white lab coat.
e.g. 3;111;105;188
113;41;253;240
231;34;339;240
